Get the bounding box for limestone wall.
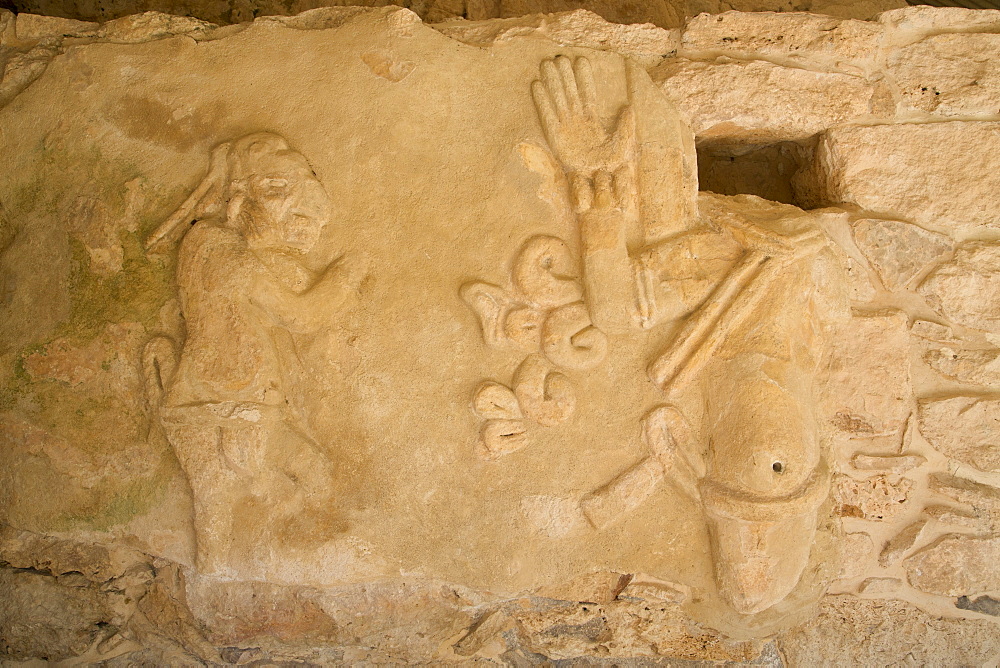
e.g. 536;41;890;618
2;5;1000;664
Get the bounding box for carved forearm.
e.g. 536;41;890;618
574;170;640;335
253;261;359;332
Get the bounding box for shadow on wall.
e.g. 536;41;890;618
697;139;817;209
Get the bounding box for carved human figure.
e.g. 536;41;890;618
144;133;363;579
531;57;845;614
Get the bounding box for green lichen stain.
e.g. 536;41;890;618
53;464;175;532
59;230;172;343
1;142;187;532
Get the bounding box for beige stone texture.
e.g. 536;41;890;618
918;396;1000;472
814;122;1000;236
3;4;1000;663
682;10;882;75
652;57;884;144
888;32;1000;118
433;10;681;68
906;535;1000;597
878;5;1000;41
823;310;911;434
778;595;1000;664
921;242;1000;333
923;346;1000;387
850;218;952;292
833;473;911;522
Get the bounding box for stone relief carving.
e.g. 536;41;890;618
461;55;849;615
462;231;609;458
142;133;364;580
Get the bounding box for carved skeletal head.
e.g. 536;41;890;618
224;132;332;252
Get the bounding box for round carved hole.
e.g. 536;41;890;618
772;461;784;474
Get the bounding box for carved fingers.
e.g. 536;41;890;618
532;56;633;177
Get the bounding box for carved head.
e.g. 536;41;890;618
225;133;332;252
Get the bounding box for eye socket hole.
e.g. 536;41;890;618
772;461;784;474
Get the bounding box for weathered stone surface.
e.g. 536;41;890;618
924;347;1000;387
652;57;883;143
14;13;99;40
434;10;680;68
918;396;1000;472
906;535;1000;597
888;33;1000;118
824;310;911;433
815;122;1000;235
779;595;1000;665
681;10;882;75
928;473;1000;533
921;242;1000;333
837;531;875;580
0;567;116;660
4;4;1000;663
879;5;1000;40
851;218;952;292
833;474;911;522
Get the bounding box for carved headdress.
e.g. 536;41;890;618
145;132;290;252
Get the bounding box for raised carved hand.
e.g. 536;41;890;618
531;56;636;184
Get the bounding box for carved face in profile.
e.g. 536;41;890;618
228;133;332;252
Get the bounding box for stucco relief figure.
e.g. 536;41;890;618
531;57;845;614
143;133;364;580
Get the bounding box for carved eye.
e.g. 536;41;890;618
259;178;289;196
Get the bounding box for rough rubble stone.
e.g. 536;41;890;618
888;32;1000;118
923;347;1000;387
850;218;952;292
906;535;1000;597
779;595;1000;664
833;474;911;522
921;242;1000;334
652;57;884;143
681;10;882;75
918;396;1000;472
815;122;1000;235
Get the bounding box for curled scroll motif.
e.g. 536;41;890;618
462;231;608;458
542;302;608;371
513;235;583;309
513;353;575;427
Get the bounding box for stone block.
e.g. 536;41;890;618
921;242;1000;334
906;535;1000;597
850;218;952;292
13;13;98;41
653;57;884;143
682;11;882;75
888;33;1000;118
918;396;1000;472
815;122;1000;235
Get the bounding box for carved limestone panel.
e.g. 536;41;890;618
3;8;999;653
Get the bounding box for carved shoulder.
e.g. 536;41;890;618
176;221;246;286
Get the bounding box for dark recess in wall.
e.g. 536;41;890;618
696;141;815;209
